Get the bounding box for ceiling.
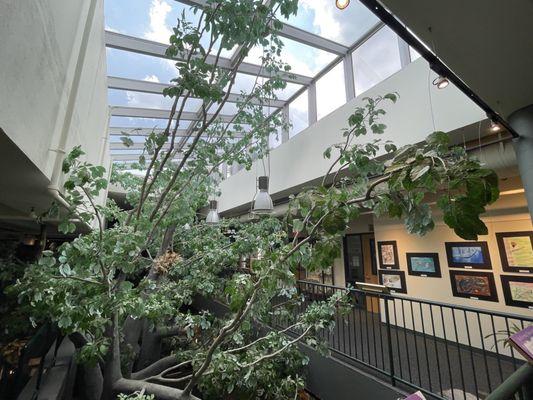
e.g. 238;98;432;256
376;0;533;120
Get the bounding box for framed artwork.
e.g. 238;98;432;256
445;241;492;269
406;253;442;277
378;241;399;269
501;275;533;309
378;270;407;294
449;270;498;302
496;231;533;274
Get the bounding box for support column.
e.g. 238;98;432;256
308;82;317;126
281;105;290;143
508;104;533;220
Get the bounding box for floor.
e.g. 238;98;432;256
279;297;526;400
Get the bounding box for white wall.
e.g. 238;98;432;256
0;0;110;203
373;191;532;356
218;59;485;213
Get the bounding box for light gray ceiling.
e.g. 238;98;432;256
377;0;533;119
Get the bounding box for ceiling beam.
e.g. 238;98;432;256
108;127;189;137
107;76;286;108
109;106;235;123
105;31;312;86
278;24;349;55
177;0;349;55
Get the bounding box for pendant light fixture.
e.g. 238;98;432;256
252;176;273;214
335;0;350;10
205;200;220;224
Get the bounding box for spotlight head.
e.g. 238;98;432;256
432;75;449;89
335;0;350;10
489;121;501;133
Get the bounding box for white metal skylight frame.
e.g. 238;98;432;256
106;0;414;163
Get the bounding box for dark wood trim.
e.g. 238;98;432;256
378;270;407;294
445;241;492;269
500;275;533;309
496;231;533;274
377;240;399;270
449;270;498;302
406;252;441;278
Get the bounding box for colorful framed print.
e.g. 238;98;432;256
445;242;492;269
501;275;533;309
378;241;399;269
496;231;533;274
449;270;498;302
406;253;441;277
378;270;407;294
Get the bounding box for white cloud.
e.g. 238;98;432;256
126;75;171;109
144;74;160;83
105;25;122;34
299;0;342;42
144;0;173;44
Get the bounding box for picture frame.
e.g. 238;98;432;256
378;270;407;294
406;253;442;278
496;231;533;274
449;270;498;302
445;241;492;269
378;241;399;269
501;275;533;309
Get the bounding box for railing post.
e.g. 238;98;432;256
383;296;396;386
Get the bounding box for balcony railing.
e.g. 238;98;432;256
275;280;533;400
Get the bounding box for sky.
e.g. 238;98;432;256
104;0;392;141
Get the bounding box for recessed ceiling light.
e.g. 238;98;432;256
432;76;449;89
336;0;350;10
489;120;502;133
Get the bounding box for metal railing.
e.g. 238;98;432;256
275;281;533;400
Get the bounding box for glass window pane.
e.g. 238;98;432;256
289;90;308;138
278;0;379;46
352;26;402;95
107;48;177;83
243;38;336;77
109;116;190;129
316;62;346;120
269;128;282;149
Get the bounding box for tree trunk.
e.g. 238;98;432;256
69;333;103;400
122;316;143;376
101;313;123;400
112;378;201;400
135;224;176;370
136;321;163;370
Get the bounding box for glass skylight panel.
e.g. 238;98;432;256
352;26;402;95
279;37;336;76
289;90;309;138
316;62;346;120
107;48;178;83
277;0;379;46
109;116;191;129
242;37;334;77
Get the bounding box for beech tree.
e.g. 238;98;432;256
16;1;499;399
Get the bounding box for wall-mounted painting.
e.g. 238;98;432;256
449;270;498;302
378;270;407;294
501;275;533;309
378;241;399;269
445;241;492;269
406;253;442;277
496;231;533;274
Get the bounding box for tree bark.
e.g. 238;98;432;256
131;355;179;380
69;333;103;400
112;378;201;400
101;313;123;400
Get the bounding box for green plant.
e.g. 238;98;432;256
14;1;499;399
